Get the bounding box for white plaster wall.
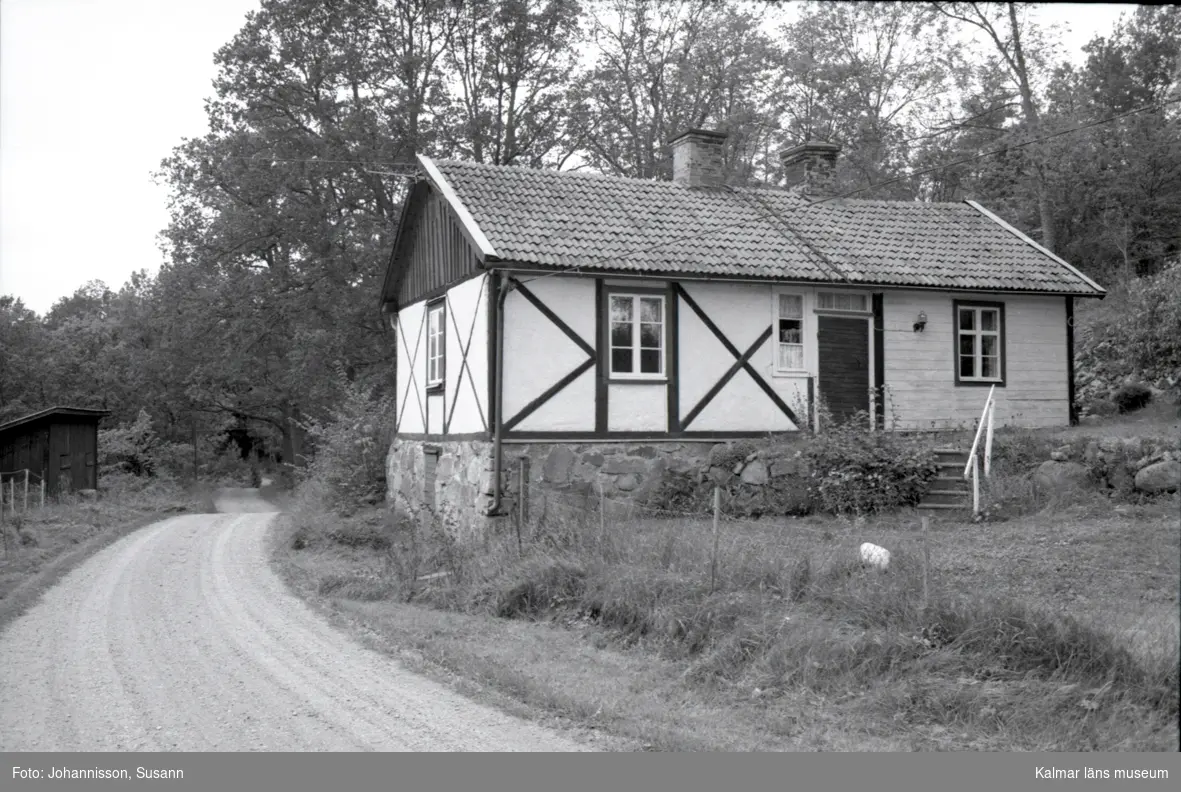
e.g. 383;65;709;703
502;276;596;431
883;291;1069;429
677;281;801;432
443;274;489;433
395;300;426;434
516;369;595;431
608;383;667;431
426;392;445;434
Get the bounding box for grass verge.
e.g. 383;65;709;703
274;483;1179;752
0;475;212;633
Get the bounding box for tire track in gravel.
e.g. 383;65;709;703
0;490;590;752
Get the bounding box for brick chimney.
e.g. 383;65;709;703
670;128;727;188
780;140;841;196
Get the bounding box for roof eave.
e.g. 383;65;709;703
0;406;112;435
416;153;499;261
964;200;1107;299
475;261;1106;296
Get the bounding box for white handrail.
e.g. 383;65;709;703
963;384;996;479
964;385;996;516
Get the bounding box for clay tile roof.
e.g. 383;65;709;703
428;158;1105;296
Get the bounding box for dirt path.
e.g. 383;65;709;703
0;488;589;751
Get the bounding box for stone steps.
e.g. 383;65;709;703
919;448;973;512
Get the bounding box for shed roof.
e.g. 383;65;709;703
0;407;111;436
420;156;1105;297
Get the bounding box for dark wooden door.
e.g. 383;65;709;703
817;316;870;426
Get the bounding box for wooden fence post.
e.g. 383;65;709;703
40;479;45;509
24;470;29;512
710;487;721;594
921;516;931;612
597;477;606;550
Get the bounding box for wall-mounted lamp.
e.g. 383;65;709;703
913;311;927;333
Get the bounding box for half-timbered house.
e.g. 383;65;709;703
380;129;1105;534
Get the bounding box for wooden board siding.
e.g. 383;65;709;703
882;291;1069;429
394;187;482;309
817;316;870;424
0;412;103;495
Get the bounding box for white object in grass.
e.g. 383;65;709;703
859;542;890;571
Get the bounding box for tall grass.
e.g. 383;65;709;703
330;491;1176;751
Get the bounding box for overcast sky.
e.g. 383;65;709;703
0;1;1133;316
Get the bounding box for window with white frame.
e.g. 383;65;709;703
608;293;664;378
426;301;445;387
816;292;869;312
775;293;805;371
955;301;1004;383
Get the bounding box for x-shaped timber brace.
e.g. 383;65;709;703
673;284;802;431
501;276;596;432
443;279;488;434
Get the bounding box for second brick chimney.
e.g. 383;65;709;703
780;140;842;196
670;128;727;188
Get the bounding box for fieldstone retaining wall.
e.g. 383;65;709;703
1034;434;1181;495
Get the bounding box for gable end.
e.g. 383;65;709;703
385;181;484;309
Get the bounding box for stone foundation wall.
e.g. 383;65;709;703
386;440;497;544
387;437;815;543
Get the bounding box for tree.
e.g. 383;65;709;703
441;0;583;167
1043;5;1181;281
570;0;779;182
772;1;963;197
0;296;48;423
934;1;1063;250
155;0;454;466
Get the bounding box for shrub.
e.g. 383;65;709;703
802;411;939;515
1075;262;1181;405
298;371;395;513
1113;382;1153;414
1083;398;1118;417
98;408;191;478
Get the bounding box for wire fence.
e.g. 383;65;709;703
0;469;47;514
0;469;50;558
451;479;1180;644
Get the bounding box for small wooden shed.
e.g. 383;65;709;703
0;407;110;495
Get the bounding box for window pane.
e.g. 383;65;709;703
959;335;975;356
611;348;632;373
981;335;997;357
982;356;998;379
640;349;661;373
817;293;833;310
610;296;632;323
960;355;975;378
959;309;974;330
640;297;662;323
779;294;802;318
639;322;661;349
981;310;998;332
779;344;803;369
779;318;801;344
611;321;632;348
429;307;440;331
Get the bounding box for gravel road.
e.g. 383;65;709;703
0;489;589;751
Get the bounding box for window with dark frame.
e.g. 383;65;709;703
775;293;805;371
426;300;445;388
955;301;1005;384
608;293;665;378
